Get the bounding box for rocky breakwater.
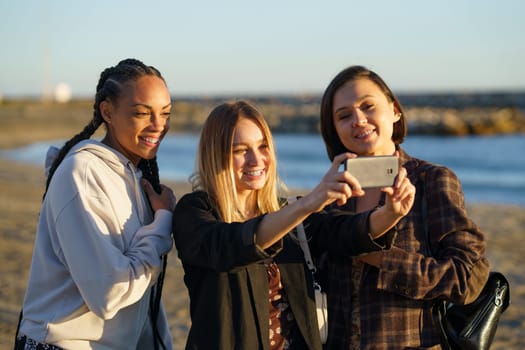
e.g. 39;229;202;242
405;106;525;135
1;92;524;141
398;91;525;135
273;105;525;135
273;92;525;135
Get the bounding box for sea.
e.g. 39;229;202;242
1;133;524;207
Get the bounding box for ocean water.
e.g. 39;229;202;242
1;134;524;207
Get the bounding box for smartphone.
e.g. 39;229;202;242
344;156;398;188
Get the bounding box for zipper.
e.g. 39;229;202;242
460;281;507;338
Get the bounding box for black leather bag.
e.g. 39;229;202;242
434;272;510;350
419;165;510;350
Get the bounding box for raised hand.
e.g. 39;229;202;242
142;179;176;212
301;152;366;212
381;167;415;219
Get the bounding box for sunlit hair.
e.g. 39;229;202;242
320;65;408;160
44;58;167;197
191;100;284;222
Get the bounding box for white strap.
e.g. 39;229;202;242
288;197;316;273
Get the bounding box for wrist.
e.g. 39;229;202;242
369;205;400;239
378;205;402;222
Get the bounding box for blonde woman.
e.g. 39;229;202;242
172;100;415;350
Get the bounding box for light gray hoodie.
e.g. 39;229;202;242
19;139;174;349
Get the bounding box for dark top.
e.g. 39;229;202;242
172;191;393;350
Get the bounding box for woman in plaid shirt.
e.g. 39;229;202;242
318;65;490;349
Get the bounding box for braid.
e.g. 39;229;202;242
43;58;165;198
138;157;166;350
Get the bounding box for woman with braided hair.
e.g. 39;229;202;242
14;58;176;349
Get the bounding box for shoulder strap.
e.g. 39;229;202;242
287;197;316;273
418;164;435;258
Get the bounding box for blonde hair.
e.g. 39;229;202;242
192;100;285;222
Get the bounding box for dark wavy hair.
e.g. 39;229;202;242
320;65;408;160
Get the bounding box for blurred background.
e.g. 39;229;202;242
0;1;524;349
1;0;524;205
1;0;524;99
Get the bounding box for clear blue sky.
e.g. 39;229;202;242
1;0;524;98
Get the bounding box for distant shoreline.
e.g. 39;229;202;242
1;94;524;149
3;89;525;107
0;97;523;207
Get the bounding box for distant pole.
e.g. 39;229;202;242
41;1;52;103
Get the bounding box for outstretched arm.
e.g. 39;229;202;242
255;154;415;249
255;153;360;249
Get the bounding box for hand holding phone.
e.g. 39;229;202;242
344;156;399;188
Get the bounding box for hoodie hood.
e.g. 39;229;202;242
45;139;148;223
45;139;135;177
72;140;133;175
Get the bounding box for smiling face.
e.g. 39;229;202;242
231;117;271;197
332;78;400;156
100;75;171;165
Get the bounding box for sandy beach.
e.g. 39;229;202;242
0;135;523;348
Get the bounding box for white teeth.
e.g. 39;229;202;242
246;170;263;176
143;137;159;144
357;130;373;138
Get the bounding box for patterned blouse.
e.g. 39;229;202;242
267;261;296;350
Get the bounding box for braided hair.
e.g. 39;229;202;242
44;58;165;197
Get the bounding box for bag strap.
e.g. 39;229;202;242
287;196;316;273
418;164;435;258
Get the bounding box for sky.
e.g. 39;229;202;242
1;0;524;99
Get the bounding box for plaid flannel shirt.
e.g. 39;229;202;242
321;148;490;350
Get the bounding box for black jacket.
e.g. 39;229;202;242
172;191;390;350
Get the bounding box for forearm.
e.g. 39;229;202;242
368;206;402;239
376;246;490;303
255;199;311;249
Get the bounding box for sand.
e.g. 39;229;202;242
0;159;525;349
0;157;523;349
